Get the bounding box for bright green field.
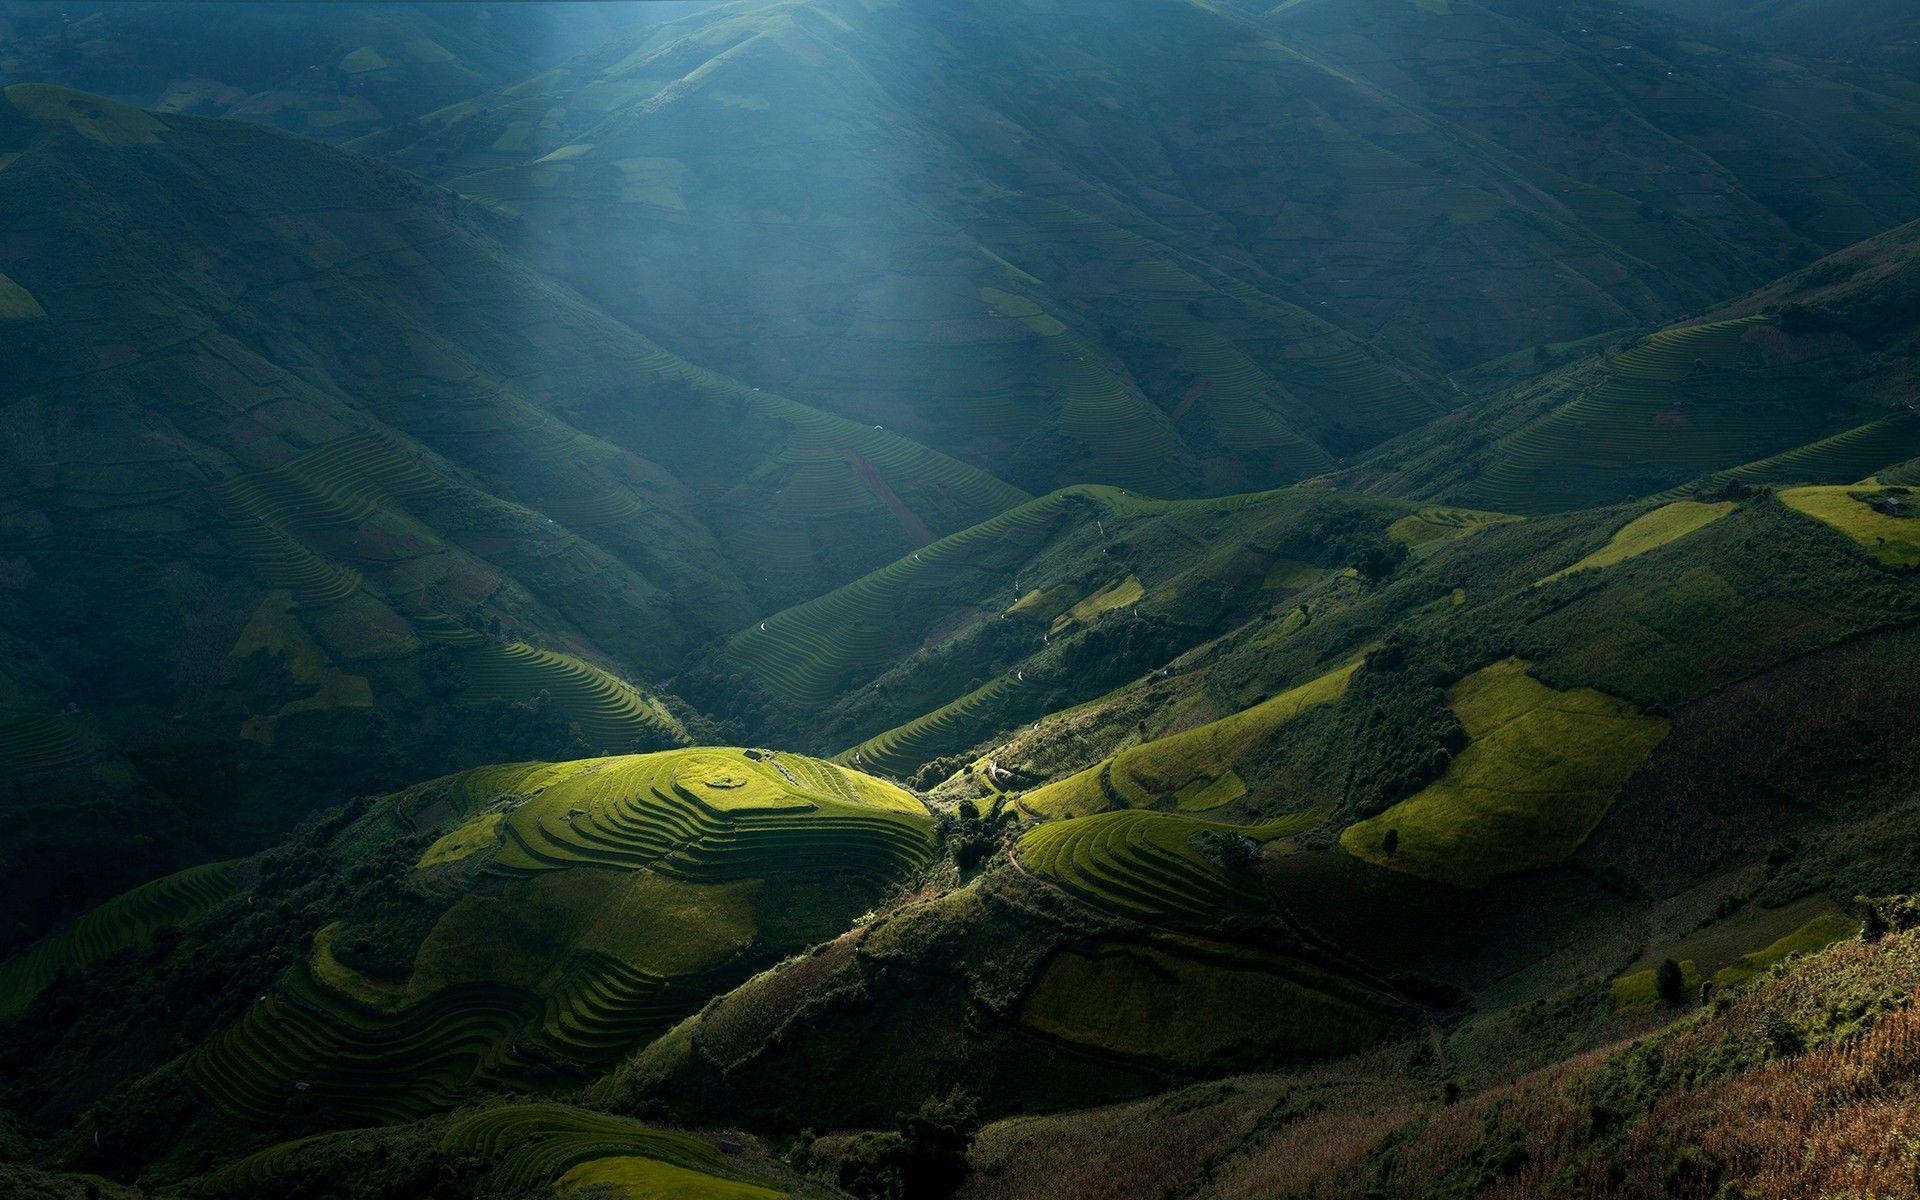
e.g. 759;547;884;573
1386;506;1517;551
1026;660;1358;819
1708;912;1860;989
1609;959;1703;1014
1780;485;1920;568
1341;658;1668;886
557;1155;784;1200
1537;499;1735;584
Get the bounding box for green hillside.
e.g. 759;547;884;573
176;748;928;1128
0;747;931;1171
713;485;1495;762
0;83;1026;942
0;2;684;142
7;6;1920;1200
377;0;1540;490
1345;222;1920;512
360;0;1920;490
185;1102;799;1199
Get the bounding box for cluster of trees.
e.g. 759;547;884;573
805;1091;980;1200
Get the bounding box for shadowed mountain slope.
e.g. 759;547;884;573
1333;217;1920;512
362;0;1920;489
0;2;702;143
0;83;1024;943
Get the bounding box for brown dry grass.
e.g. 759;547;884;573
960;1080;1284;1200
1317;931;1920;1199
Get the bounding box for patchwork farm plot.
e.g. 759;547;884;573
1536;499;1735;584
1024;661;1358;820
1781;484;1920;568
1341;658;1669;886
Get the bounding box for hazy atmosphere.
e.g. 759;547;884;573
3;1;1920;1197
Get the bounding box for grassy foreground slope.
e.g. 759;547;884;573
942;919;1920;1200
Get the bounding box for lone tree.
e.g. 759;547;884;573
1381;828;1400;855
1655;957;1686;1006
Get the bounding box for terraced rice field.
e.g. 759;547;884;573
1386;506;1516;551
558;1156;784;1199
1026;662;1359;820
1018;810;1278;925
213;431;459;604
722;490;1083;707
1050;575;1145;635
530;952;708;1066
184;960;536;1125
1606;316;1770;380
1341;658;1669;886
1280;342;1438;437
1051;349;1196;494
221;512;362;604
411;610;486;647
464;642;688;750
1883;456;1920;487
728;485;1303;713
1462;316;1808;512
1150;313;1326;461
1536;499;1735;584
440;1103;775;1195
1679;413;1920;495
489;750;933;887
184;1133;334;1198
724;484;1289;716
0;860;240;1013
223;432;449;536
185;750;931;1124
0;710;92;780
835;674;1026;778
